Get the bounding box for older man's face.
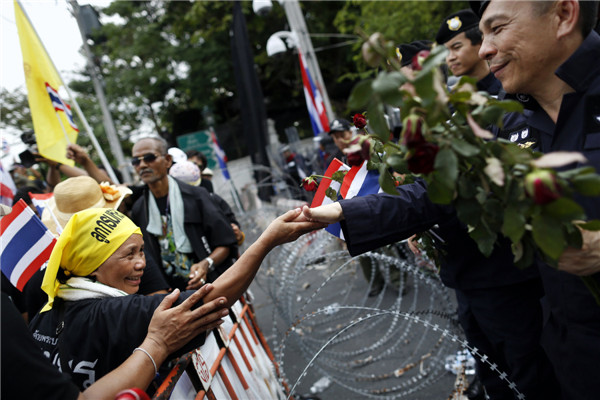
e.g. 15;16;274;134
131;139;172;185
478;1;557;95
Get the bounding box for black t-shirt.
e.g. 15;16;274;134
28;292;205;390
2;293;80;400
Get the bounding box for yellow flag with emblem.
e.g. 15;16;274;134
14;0;77;166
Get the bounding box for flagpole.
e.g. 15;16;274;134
15;0;120;184
53;110;71;143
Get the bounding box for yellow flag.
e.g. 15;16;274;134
14;0;77;165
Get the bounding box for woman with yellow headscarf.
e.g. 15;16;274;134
28;207;325;392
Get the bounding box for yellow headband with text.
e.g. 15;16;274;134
41;208;141;312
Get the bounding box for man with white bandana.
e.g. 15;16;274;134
130;137;237;290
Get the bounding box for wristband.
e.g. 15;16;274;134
205;256;215;272
133;347;158;378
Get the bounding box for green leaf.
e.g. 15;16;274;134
469;222;497;257
502;207;526;243
450;139;480;157
543;198;586;221
448;91;472;103
418;44;448;76
427;175;454;204
556;166;596;180
512;236;536;268
457;175;478;199
571;173;600;196
455;198;481;226
492;99;524;114
378;168;399;195
386;153;409;174
348;79;374;109
433;148;458;189
366;101;389;142
372;71;406;106
477;105;506;127
325;187;338;202
331;170;347;184
577;220;600;231
531;215;566;260
565;224;583;249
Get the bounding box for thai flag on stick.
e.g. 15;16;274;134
298;52;329;136
340;161;382;199
310;158;350;239
29;191;54;217
209;128;230;180
0;161;16;206
1;199;56;291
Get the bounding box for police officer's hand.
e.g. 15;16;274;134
187;261;209;290
301;203;344;224
558;228;600;276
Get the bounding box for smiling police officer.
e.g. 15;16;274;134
475;1;600;398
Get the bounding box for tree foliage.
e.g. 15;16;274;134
6;1;472;161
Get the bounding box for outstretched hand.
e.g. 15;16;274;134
301;203;344;224
145;285;228;355
260;208;328;249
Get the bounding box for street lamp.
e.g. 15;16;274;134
253;0;334;122
265;31;298;56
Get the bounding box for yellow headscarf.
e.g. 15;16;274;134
40;208;142;312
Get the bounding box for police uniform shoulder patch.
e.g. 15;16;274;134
447;16;462;31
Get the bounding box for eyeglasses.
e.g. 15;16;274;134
131;153;161;167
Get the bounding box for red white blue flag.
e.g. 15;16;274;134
209;128;230;180
298;52;329;136
45;82;79;132
311;160;381;240
311;158;350;239
29;191;54;217
1;199;56;291
340;161;382;199
0;161;16;206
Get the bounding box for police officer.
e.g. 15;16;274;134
304;39;561;400
475;1;600;398
436;9;502;95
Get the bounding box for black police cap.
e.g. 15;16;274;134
469;1;491;18
328;118;352;134
435;9;480;44
396;40;433;67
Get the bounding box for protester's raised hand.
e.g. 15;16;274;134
145;285;227;355
260;208;328;249
66;143;93;166
301;203;344;224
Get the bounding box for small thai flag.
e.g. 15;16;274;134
1;199;56;291
29;192;54;217
298;52;329;136
310;158;350;239
45;82;79;132
210;128;230;180
340;161;383;199
0;161;16;206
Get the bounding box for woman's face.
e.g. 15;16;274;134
90;234;145;294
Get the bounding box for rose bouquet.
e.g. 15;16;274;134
307;34;600;300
